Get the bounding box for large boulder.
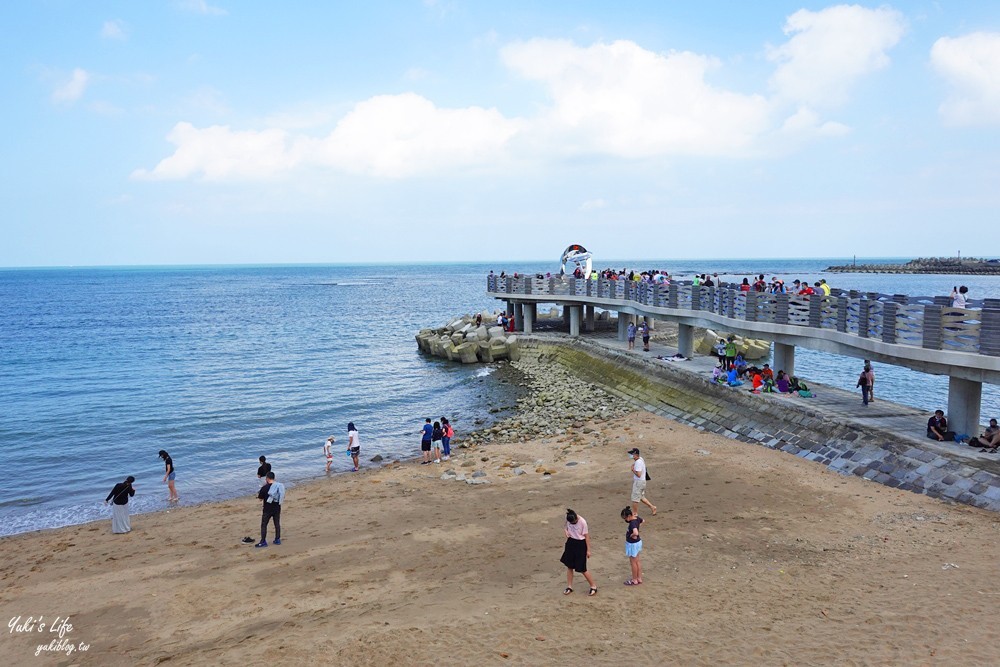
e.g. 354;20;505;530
456;342;479;364
477;341;495;363
488;326;505;339
489;338;509;361
415;330;435;353
450;332;465;346
506;335;521;361
475;325;489;341
696;329;721;355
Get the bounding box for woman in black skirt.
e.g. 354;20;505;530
560;508;597;596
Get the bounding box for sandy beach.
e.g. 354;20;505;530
3;408;1000;667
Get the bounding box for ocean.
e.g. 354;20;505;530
2;259;999;537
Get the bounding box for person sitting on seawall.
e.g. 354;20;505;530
750;371;764;392
760;364;774;382
968;418;1000;452
789;376;813;397
726;366;743;387
775;370;791;393
712;363;725;384
927;410;957;442
733;353;748;378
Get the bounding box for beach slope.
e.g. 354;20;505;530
2;413;999;666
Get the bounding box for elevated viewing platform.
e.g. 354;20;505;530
487;273;1000;437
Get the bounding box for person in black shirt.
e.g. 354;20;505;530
257;456;271;486
927;410;956;442
105;476;136;534
621;506;644;586
159;450;179;502
256;471;284;548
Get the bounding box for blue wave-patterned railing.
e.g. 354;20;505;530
487;275;1000;357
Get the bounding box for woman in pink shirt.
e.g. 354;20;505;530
560;508;597;596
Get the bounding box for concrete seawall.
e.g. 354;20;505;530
518;334;1000;512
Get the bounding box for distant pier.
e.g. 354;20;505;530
487;273;1000;439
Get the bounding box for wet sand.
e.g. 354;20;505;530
2;412;1000;666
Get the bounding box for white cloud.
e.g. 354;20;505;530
138;9;900;182
580;198;607;211
101;19;127;40
176;0;227;16
779;107;851;137
52;68;90;104
767;5;905;108
931;32;1000;126
501;39;771;158
312;93;519;177
132;123;300;181
133;93;520;181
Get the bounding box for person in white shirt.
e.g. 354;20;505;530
952;285;969;308
347;422;360;472
323;436;335;472
628;448;657;516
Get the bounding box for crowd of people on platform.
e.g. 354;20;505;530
710;353;813;397
493;268;844;297
493;270;980;311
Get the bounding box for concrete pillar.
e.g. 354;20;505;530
617;313;628;341
948;376;982;438
513;303;524;331
645;316;655;330
523;304;535;334
585;305;596;332
505;301;514;317
569;305;582;337
678;323;695;358
772;342;795;377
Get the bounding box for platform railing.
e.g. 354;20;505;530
486;275;1000;358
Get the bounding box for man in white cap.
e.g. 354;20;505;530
627;448;657;516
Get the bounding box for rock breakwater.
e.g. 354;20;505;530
827;256;1000;274
459;357;634;447
416;312;521;363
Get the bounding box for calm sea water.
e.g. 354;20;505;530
2;259;998;536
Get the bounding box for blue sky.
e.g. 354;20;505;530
2;1;1000;267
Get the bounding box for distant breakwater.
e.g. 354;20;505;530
828;257;1000;275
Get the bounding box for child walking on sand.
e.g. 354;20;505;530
621;506;644;586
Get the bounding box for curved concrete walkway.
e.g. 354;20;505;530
532;320;998;466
